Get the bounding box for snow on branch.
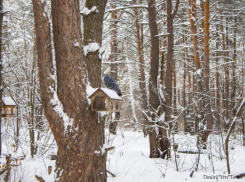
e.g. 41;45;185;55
105;5;148;13
81;6;98;15
86;85;96;105
196;68;202;77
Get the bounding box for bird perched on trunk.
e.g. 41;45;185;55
103;74;122;96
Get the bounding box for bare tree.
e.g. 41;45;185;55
201;0;214;145
159;0;179;159
134;0;148;136
147;0;160;158
108;1;120;135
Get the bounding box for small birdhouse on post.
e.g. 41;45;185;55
1;97;17;117
88;88;122;112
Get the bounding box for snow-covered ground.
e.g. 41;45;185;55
106;130;245;182
1;129;244;181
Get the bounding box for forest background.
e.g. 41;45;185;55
0;0;244;181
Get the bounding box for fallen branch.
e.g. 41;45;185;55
0;169;6;175
235;173;245;179
105;146;115;152
4;155;11;182
106;170;116;177
35;175;46;182
178;150;203;154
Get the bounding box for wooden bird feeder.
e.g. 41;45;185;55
88;88;122;112
1;97;17;117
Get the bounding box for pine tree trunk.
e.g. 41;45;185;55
181;30;188;133
215;21;221;132
221;12;230;130
160;0;179;159
32;0;100;181
147;0;160;158
201;0;213;144
163;0;173;159
134;0;148;135
231;16;237;116
187;0;204;141
83;1;107;181
108;1;119;135
0;0;3;157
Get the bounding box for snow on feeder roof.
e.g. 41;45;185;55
88;88;122;112
88;88;122;100
1;97;17;117
2;97;17;106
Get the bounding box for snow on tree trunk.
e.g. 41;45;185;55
32;0;99;181
83;0;107;181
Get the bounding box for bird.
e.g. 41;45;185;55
103;74;122;96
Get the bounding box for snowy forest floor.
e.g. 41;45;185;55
1;129;245;182
107;130;245;182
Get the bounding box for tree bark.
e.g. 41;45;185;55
187;0;204;142
0;0;3;156
159;0;179;159
147;0;160;158
181;29;188;133
165;0;174;144
108;1;119;135
134;0;148;136
201;0;214;144
220;12;230;130
231;16;237;116
215;18;221;132
83;1;107;181
32;0;99;181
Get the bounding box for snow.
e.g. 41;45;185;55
158;112;165;122
99;88;122;100
83;42;101;57
86;85;97;104
74;41;79;47
107;131;245;182
81;6;98;15
191;16;196;22
197;69;202;77
1;129;245;182
2;97;16;106
88;87;122;100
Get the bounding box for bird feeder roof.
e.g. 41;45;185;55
88;88;122;100
2;97;17;106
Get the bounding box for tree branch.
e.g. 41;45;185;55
172;0;180;19
35;175;46;182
